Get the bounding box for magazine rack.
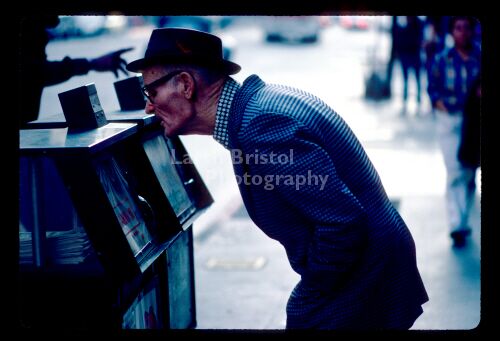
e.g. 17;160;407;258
19;118;212;329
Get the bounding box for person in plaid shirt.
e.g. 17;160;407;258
427;16;481;247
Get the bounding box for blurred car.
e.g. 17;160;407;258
339;16;371;30
47;16;108;39
104;15;128;32
155;16;235;60
157;16;212;32
263;16;322;43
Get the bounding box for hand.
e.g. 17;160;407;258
434;99;448;112
89;47;134;78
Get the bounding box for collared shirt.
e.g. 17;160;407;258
427;46;481;113
213;77;240;149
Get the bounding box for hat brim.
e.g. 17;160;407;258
126;55;241;75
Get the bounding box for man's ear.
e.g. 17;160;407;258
179;72;196;100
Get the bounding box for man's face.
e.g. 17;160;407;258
142;65;195;137
452;19;473;49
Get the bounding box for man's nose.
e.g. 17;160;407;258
145;101;155;114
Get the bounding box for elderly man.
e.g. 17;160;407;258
127;28;428;330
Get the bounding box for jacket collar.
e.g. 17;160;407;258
227;74;266;150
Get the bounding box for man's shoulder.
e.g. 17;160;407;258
239;75;306;103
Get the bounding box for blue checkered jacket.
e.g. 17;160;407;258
227;75;428;329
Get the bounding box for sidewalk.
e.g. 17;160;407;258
191;98;481;330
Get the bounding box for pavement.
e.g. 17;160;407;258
189;79;482;331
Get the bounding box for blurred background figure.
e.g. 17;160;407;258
422;16;450;117
427;16;481;248
18;15;133;127
386;16;424;114
458;77;481;174
422;17;448;79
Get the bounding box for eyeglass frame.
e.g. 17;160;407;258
142;70;184;103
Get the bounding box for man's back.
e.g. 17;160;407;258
226;75;428;329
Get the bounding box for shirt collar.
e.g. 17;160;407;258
213;77;240;149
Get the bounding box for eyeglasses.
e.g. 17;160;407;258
142;70;183;103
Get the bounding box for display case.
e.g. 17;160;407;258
113;75;147;111
19;119;212;329
102;109;208;329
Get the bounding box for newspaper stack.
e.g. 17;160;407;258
19;229;94;265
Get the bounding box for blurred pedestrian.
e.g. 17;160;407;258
385;16;397;97
423;16;450;117
18;15;133;127
422;16;448;76
387;16;423;113
458;77;480;169
427;16;481;247
127;27;429;330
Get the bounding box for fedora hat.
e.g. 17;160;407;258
127;27;241;75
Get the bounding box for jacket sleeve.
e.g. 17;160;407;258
43;57;91;86
239;113;369;289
